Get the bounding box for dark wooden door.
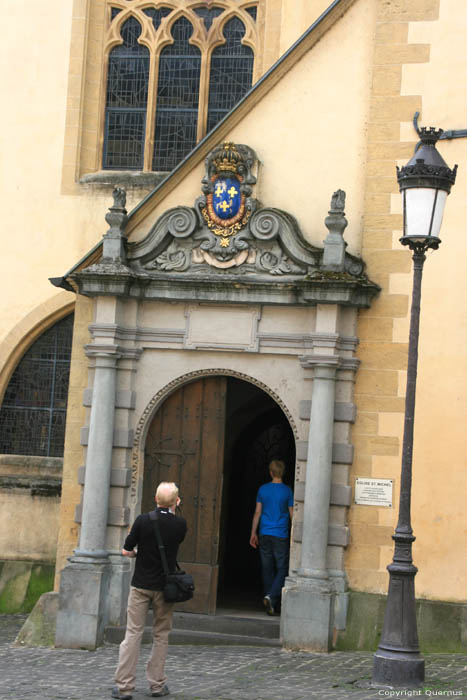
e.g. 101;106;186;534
143;376;226;614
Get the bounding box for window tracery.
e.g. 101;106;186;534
103;1;258;171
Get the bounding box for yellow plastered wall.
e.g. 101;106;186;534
0;0;169;359
348;0;467;603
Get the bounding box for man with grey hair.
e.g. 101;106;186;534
112;482;187;699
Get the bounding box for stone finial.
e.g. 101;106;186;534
322;189;348;272
112;186;127;210
103;187;129;263
330;189;346;213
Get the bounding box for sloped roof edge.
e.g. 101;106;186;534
53;0;357;285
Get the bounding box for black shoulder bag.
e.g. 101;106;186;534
149;511;195;603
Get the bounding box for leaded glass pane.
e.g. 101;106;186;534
207;17;253;133
245;6;257;22
0;315;74;457
152;18;201;171
143;6;173;32
104;111;146;168
104;18;149;169
110;7;121;21
194;6;224;31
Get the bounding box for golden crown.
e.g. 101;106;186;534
213;142;242;174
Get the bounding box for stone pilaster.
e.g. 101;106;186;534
281;357;338;652
55;346;120;649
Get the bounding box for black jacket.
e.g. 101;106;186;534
124;507;187;590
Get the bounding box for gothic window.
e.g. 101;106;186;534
103;17;150;169
0;315;74;458
207;17;254;133
152;17;201;171
103;2;258;172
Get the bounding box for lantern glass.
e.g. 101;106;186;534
403;187;448;242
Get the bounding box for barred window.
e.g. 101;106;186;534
0;315;74;458
103;2;258;172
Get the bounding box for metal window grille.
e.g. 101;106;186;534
152;18;201;171
103;17;149;169
206;17;253;133
193;6;224;31
0;314;74;458
143;6;173;32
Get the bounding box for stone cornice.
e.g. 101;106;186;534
72;269;379;309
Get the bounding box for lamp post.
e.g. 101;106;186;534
372;127;457;687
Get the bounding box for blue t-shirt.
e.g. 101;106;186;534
257;482;294;538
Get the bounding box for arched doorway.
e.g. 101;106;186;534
142;375;295;615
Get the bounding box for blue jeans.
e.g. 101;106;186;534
258;535;289;609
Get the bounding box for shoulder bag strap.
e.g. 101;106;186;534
149;510;170;577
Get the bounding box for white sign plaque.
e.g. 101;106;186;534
355;478;393;507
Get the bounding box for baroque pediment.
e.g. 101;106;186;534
73;142;379;308
126;144;317;277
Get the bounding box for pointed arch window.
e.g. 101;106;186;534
103;2;258;172
103;17;150;169
207;17;254;133
152;17;201;171
0;315;74;458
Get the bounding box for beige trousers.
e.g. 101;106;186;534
114;586;174;694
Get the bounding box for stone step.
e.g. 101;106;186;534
105;610;281;647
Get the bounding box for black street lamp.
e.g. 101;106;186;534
372;127;457;688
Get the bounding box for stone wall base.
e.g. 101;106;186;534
335;591;467;653
0;560;54;613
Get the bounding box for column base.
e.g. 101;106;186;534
55;559;110;650
107;554;132;626
280;575;334;652
373;649;425;688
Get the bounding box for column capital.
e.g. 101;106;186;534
84;344;143;365
299;355;339;376
299;354;360;374
85;343;121;360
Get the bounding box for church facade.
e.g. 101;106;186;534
1;0;467;652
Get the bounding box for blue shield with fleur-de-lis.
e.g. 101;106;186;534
212;177;241;220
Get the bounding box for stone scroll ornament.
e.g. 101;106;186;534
128;142;321;276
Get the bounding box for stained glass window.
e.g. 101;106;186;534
103;6;256;171
103;17;149;169
194;6;224;31
152;18;201;171
143;6;173;32
0;315;74;458
245;6;257;22
207;17;254;133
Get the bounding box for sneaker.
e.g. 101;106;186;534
147;685;170;697
262;595;275;616
111;687;132;700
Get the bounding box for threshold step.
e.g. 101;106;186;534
105;611;281;647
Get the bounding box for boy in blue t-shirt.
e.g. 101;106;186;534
249;459;293;615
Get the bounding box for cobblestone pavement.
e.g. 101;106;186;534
2;615;467;700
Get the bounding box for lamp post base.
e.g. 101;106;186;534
373;649;425;688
